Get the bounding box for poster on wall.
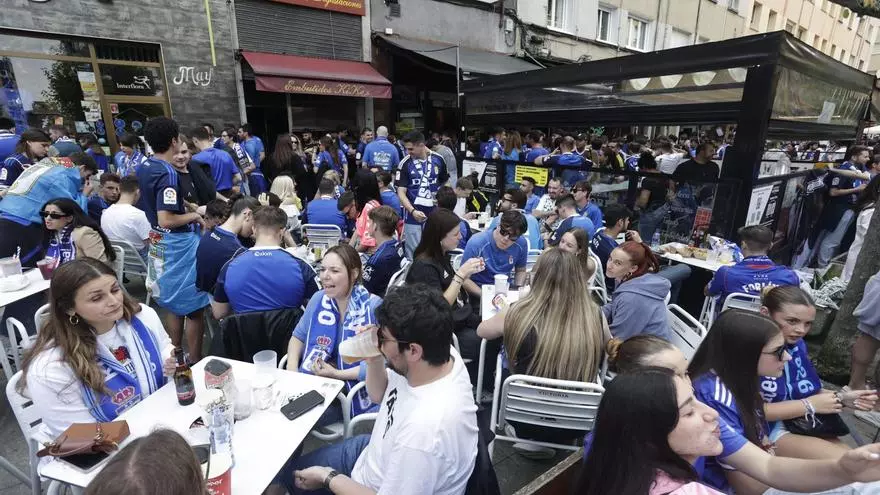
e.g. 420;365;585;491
101;66;161;97
462;159;499;197
77;71;98;100
746;184;775;227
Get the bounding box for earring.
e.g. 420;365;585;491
69;314;80;325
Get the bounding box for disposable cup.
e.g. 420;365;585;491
253;350;277;376
494;274;509;295
339;327;381;364
253;373;274;410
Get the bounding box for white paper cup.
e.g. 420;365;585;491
253;350;277;375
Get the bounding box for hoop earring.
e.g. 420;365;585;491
69;314;80;325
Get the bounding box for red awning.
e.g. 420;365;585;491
242;51;391;99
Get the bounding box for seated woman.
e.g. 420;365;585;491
286;243;382;425
477;249;609;455
406;209;484;372
268;175;303;232
42;198;115;265
759;286;877;453
20;259;174;437
85;429;204;495
603;240;671;340
579;366;880;495
555;226;597;282
689;310;878;494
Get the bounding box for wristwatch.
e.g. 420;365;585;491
323;469;341;490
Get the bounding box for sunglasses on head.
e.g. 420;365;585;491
762;344;787;361
498;226;522;241
40;211;69;220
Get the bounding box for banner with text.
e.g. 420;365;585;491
255;75;391;99
268;0;365;16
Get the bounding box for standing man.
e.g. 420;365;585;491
238;123;268;195
191;127;241;199
356;127;373;164
87;172;121;223
397;131;449;259
572;180;603;230
535;136;592;189
201;123;224;150
813;145;871;267
482;127;505;159
524;131;548;163
362;126;400;173
520;176;540;214
114;132;148;177
47;125;82;157
0;117;19;162
137;117;209;361
429;137;458;185
672;142;719;181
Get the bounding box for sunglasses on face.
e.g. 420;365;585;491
40;211;69;220
498;227;522;241
762;344;787;361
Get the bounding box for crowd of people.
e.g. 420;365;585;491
8;114;880;494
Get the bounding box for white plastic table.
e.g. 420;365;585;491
480;285;520;321
40;356;344;494
658;252;733;273
0;269;50;317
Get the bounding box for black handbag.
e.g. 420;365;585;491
783;412;850;438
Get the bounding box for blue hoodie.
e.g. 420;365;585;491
602;273;671;341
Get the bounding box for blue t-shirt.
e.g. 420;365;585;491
482;139;503;159
136;157;190;233
195;227;244;293
759;339;821;403
525;147;549;163
549;215;596;246
524;194;540;214
488;211;542;250
87;196;111;224
544;153;592;189
193;148;237;192
362;240;403;296
356;140;368;157
458;219;471;250
363;137;401;172
0;131;19;163
624;155;639;171
380;189;403;217
578;202;603;230
591;230;618;287
396;152;449;225
0;153;31;187
304;197;347;234
707;255;800;303
693;372;763;493
316;149;348;176
243;136;265;171
0;158;87;225
85;148;110;172
462;229;528;286
214;247;319;313
338;137;351;155
827;161;865;206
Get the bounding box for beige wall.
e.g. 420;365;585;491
742;0;877;70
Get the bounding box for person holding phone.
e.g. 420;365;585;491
18;259;176;437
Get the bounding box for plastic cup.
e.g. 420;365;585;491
233;379;252;421
253;350;277;375
494;274;509;296
339;327;381;364
253;373;274;410
36;258;56;280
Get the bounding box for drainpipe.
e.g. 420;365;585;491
226;0;247;124
693;0;703;44
654;0;663;50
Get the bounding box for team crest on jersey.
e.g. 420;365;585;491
509;256;513;264
316;336;332;349
162;187;177;205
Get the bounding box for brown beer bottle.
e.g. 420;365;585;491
174;348;196;406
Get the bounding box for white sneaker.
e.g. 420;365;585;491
505;425;557;460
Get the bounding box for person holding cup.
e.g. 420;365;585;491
287;243;382;426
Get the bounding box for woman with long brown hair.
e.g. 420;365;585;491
19;258;174;436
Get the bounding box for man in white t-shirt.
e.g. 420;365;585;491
271;284;479;495
656;141;683;175
100;176;151;257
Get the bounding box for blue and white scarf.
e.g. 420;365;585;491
82;317;166;422
116;150;146;177
46;225;76;265
301;285;378;416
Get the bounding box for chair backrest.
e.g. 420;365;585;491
721;292;762;313
496;372;604;433
6;318;32;372
303;224;343;251
526;249;541;272
5;372;44;447
278;354;289;369
34;304;50;336
386;259;412;295
111;245;125;282
111;240;148;277
451;254;463;271
667;304;707;361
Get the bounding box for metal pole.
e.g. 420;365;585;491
456;44;461;109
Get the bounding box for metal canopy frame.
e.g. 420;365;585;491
461;31;876;240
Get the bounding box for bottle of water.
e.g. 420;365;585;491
651;230;661;248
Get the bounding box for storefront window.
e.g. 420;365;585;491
0;34;89;57
0;56;88;132
105;103;167;139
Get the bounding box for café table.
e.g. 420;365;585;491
480;285;520;321
657;252;733;273
0;268;51;319
40;356;344;495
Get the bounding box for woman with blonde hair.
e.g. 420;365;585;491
268;175;302;231
477;248;609;455
19;258;175;436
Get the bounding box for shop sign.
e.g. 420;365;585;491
255;75;391;99
268;0;365;15
101;66;161;96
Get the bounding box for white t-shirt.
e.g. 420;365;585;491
101;203;151;250
25;305;173;437
351;349;478;495
454;197;467;218
657;153;683;174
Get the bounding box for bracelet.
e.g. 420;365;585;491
801;398;818;427
323;469;340;489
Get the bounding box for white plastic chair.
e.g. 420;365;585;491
111;240;151;305
701;292;762;328
111;245;125;283
6;371;53;495
667;304;708;361
588;250;609;304
488;354;604;458
303;224;343;253
526;249;541;272
6;318;32;373
475;339;493;403
33;304;50;336
385;259;412;295
278;354;375;441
